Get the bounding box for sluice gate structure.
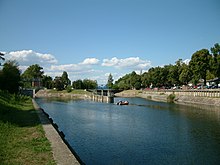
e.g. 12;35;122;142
92;89;114;103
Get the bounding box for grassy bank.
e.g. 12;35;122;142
0;90;55;164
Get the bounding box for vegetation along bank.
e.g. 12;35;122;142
0;90;55;164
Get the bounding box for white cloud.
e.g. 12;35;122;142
49;57;99;72
102;57;151;70
5;50;58;66
80;58;99;65
50;64;80;71
2;49;153;84
183;59;190;65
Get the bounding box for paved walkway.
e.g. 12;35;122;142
32;99;80;165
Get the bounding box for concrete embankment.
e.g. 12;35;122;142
115;90;220;107
35;89;91;99
32;99;82;165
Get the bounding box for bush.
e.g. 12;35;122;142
167;94;175;103
66;85;72;93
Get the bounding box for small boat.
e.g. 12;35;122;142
117;100;129;105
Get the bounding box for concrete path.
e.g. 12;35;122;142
32;99;80;165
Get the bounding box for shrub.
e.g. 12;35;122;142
167;94;175;103
66;85;72;93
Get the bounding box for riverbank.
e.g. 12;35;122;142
115;90;220;107
32;99;81;165
35;89;92;99
0;90;55;164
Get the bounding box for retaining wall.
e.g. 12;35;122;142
158;90;220;98
92;94;114;103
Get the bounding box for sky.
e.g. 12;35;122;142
0;0;220;84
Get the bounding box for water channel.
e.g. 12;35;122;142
36;97;220;165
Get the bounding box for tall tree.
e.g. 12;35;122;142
210;43;220;78
189;49;211;85
179;63;192;85
53;76;64;91
61;71;71;88
0;61;20;93
83;79;97;89
107;73;114;89
21;64;44;88
22;64;44;79
72;79;84;89
42;75;53;89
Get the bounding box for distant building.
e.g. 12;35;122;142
32;78;41;88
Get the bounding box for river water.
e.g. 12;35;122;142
36;97;220;165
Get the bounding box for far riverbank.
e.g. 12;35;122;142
115;90;220;107
35;89;220;108
35;89;92;99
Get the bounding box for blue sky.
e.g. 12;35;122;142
0;0;219;84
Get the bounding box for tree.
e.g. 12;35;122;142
53;76;64;91
189;49;211;85
0;61;20;93
72;79;84;89
130;71;141;89
83;79;97;89
107;73;114;89
42;75;53;89
114;71;142;90
61;71;71;89
210;43;220;78
179;63;192;85
21;64;44;88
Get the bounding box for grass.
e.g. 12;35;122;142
0;90;55;165
47;89;91;95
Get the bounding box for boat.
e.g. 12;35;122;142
116;100;129;105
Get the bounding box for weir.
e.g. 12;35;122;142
92;89;114;103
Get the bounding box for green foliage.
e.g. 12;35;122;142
53;76;64;91
0;61;20;93
116;43;219;89
21;64;44;88
72;79;97;89
22;64;44;79
42;75;53;89
115;71;142;90
61;71;71;88
0;90;55;164
66;85;72;93
189;49;211;85
107;73;114;89
167;94;176;103
83;79;98;89
210;43;220;78
72;79;84;89
179;63;192;85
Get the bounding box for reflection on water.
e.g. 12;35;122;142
36;97;220;165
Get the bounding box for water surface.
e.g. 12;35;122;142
36;97;220;165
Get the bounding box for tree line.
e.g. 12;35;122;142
0;43;219;93
0;59;98;93
110;43;220;90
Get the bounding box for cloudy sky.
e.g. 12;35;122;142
0;0;219;84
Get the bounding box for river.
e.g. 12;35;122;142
36;97;220;165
